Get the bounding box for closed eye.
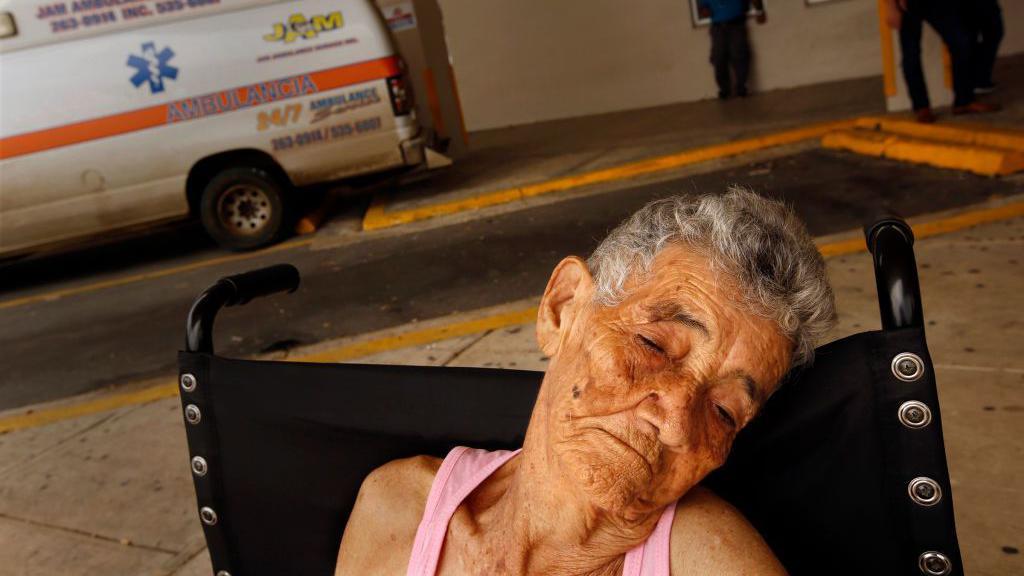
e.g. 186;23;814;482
715;404;737;429
636;334;665;355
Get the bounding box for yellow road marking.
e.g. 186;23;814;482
855;116;1024;152
0;381;179;434
814;201;1024;257
362;119;859;230
823;129;1024;176
3;200;1021;434
297;307;538;363
0;237;314;311
910;200;1024;238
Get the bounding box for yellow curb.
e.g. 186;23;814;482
2;200;1022;434
855;116;1024;152
361;190;393;229
813;200;1024;257
909;199;1024;239
295;307;538;363
0;382;179;434
823;129;1024;177
363;119;860;231
0;237;315;311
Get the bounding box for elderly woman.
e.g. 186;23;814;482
336;189;836;575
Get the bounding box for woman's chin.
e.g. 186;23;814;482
561;449;652;514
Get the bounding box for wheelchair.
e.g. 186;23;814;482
177;217;963;576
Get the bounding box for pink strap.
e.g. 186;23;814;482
406;447;521;576
622;502;677;576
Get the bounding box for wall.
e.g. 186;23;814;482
1000;1;1024;56
439;0;1024;131
438;0;883;131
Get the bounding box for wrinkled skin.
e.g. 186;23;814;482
335;243;793;575
537;246;792;526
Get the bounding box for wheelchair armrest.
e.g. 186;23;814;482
185;264;300;353
864;218;923;330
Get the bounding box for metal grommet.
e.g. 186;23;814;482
899;401;933;429
199;506;218;525
191;456;208;477
892;352;925;382
216;572;232;576
184;404;202;425
908;477;943;507
918;551;952;575
180;373;197;392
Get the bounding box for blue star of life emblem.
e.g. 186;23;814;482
127;42;178;94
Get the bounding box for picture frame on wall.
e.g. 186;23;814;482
689;0;768;27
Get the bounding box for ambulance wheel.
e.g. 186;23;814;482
200;166;291;251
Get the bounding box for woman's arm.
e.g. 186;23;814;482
670;486;787;576
335;456;440;575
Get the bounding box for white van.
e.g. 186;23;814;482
0;0;424;254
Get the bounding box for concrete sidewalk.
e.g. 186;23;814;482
1;209;1023;575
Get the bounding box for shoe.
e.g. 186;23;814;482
952;101;1001;115
914;108;937;124
718;90;730;100
736;86;749;98
974;83;996;95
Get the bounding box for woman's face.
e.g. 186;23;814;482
538;245;792;520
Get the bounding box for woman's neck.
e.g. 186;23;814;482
457;440;664;576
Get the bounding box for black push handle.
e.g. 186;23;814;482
185;264;300;354
864;217;923;330
220;264;300;307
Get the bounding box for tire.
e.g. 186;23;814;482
199;165;291;251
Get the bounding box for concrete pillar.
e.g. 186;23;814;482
374;0;469;156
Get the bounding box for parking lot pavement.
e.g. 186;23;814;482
0;207;1020;576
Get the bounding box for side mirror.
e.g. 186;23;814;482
0;12;17;39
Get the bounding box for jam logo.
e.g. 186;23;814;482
264;11;344;43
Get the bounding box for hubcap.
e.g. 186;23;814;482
217;185;272;236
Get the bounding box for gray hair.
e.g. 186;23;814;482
586;188;836;367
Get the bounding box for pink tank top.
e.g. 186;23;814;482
405;446;677;576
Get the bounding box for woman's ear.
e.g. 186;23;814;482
536;256;593;357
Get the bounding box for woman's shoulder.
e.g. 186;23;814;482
668;486;787;576
335;455;443;575
362;454;445;504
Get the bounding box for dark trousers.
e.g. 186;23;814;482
710;18;750;96
899;0;974;109
966;0;1003;87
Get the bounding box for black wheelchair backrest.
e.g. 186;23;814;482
177;219;962;576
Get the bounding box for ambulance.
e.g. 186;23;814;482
0;0;424;253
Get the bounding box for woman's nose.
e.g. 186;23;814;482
636;385;696;449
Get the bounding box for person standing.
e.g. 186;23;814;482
698;0;766;100
884;0;998;123
965;0;1003;94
